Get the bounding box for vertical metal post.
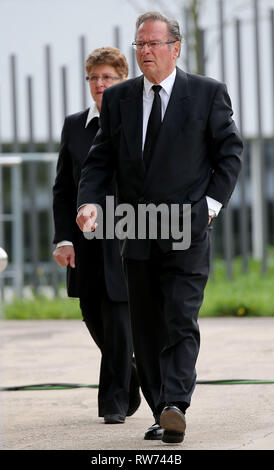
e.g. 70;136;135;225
271;10;274;154
219;0;233;280
10;55;19;152
198;28;205;75
27;77;34;151
10;54;22;294
252;0;267;273
0;88;2;153
271;10;274;246
11;163;23;296
80;36;87;110
236;19;248;273
130;47;137;78
219;0;226;80
0;165;4;304
0;167;3;246
0;91;3;302
183;7;191;72
45;45;54;152
0;89;4;309
1;158;23;309
250;140;265;258
27;76;39;292
45;45;58;294
61;66;68;119
114;26;120;49
0;91;2;231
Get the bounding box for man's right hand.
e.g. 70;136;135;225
76;204;98;232
53;245;75;268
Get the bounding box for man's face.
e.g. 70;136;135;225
135;20;180;84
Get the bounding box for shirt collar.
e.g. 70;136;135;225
85;102;100;128
143;68;177;97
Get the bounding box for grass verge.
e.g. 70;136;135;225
3;249;274;319
200;251;274;317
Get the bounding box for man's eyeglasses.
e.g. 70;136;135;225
132;41;176;51
86;75;122;84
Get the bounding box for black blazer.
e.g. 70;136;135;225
53;109;128;300
78;68;243;259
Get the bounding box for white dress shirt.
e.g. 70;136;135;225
142;68;222;218
85;102;99;128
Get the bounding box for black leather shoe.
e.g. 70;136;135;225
144;423;164;440
104;414;125;424
127;360;141;417
160;405;186;443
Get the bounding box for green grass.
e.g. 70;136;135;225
3;248;274;319
3;295;81;320
200;250;274;317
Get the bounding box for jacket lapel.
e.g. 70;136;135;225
160;67;190;140
120;76;144;162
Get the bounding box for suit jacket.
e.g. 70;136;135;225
53;109;128;300
77;68;243;259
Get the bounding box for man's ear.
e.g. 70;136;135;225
173;41;181;59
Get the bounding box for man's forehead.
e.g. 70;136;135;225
137;20;168;38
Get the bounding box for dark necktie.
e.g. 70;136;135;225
143;85;162;168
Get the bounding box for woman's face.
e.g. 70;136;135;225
87;64;123;111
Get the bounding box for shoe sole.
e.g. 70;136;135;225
144;433;163;441
160;409;186;433
160;409;186;443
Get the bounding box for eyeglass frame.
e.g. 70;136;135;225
86;74;122;83
131;40;177;50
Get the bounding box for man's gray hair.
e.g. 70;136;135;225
135;11;182;43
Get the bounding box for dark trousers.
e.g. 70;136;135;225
80;286;133;417
123;231;210;420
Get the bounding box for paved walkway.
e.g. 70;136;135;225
0;317;274;451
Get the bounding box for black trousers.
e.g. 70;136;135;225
123;231;210;420
80;286;133;417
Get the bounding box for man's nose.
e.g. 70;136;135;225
140;43;151;53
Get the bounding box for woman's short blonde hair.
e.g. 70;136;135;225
86;47;129;78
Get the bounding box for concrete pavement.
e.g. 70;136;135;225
0;317;274;451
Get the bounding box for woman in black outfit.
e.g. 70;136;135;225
53;47;140;424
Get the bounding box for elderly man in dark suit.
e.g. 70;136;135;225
76;13;243;444
53;47;140;425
